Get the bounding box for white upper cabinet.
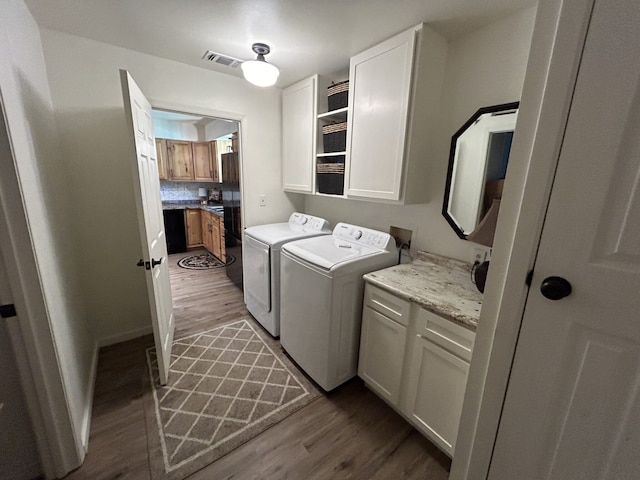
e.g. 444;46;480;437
346;24;447;203
282;75;325;193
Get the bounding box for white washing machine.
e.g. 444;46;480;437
280;223;397;391
243;212;331;337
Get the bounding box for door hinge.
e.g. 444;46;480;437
526;269;534;287
0;304;17;319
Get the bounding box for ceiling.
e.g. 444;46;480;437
24;0;536;88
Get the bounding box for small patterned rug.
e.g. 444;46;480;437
143;319;321;480
177;253;234;270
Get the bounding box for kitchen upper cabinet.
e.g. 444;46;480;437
222;152;239;183
346;24;447;203
167;140;194;180
185;208;202;247
209;141;219;182
155;138;169;180
282;75;328;193
192;142;214;181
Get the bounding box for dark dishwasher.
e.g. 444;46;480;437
163;210;187;254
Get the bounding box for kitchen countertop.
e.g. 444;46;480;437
162;201;223;217
363;251;482;330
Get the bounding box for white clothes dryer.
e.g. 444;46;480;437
280;223;397;391
243;213;331;336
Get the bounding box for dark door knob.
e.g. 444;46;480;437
151;257;163;268
540;276;572;300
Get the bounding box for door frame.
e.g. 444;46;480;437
0;92;80;478
451;0;596;478
148;98;246;241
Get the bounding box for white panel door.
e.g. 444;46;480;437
358;306;407;405
346;28;416;201
0;249;41;480
282;76;316;193
120;70;174;386
490;1;640;478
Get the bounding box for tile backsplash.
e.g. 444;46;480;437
160;181;220;201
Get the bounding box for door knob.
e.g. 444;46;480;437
151;257;163;268
540;276;572;300
137;259;150;270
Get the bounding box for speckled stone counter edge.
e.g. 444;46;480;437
363;251;482;331
162;202;223;216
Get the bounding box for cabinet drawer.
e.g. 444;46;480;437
364;283;411;327
414;307;474;362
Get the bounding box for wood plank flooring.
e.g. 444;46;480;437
64;249;451;479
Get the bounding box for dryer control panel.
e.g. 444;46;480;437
289;213;330;231
333;223;395;251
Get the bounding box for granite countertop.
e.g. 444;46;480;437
162;201;223;217
363;251;482;330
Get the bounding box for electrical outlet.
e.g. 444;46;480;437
473;247;487;264
259;195;267;207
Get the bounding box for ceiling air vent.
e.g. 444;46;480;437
202;50;243;68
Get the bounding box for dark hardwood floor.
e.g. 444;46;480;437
64;249;451;479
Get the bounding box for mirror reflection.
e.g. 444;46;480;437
442;102;519;244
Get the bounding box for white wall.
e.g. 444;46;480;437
205;119;238;141
40;29;304;343
0;0;95;473
304;7;537;263
152;118;199;140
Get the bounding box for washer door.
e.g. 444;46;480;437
244;234;271;312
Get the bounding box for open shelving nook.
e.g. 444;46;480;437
316;105;348;197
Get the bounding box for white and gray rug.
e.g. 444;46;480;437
144;319;320;480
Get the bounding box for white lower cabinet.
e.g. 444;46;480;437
358;282;475;458
406;334;470;456
359;306;407;405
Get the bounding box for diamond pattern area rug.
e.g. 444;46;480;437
143;319;320;480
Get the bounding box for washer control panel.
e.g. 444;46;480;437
333;223;395;250
289;212;330;231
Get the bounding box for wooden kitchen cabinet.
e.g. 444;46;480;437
201;210;212;253
155;138;169;180
210;216;221;259
185;208;202;247
358;282;475;457
219;217;226;262
346;24;446;203
200;210;224;261
221;152;239;183
209;140;219;182
167;140;194;180
192;142;215;181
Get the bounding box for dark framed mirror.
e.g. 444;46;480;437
442;102;519;244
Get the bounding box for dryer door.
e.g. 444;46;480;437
244;234;271;312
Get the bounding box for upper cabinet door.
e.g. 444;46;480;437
155;138;169;180
192;142;213;181
346;28;416;201
346;24;446;204
282;75;318;193
167;140;194;180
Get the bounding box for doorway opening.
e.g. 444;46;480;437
151;108;245;335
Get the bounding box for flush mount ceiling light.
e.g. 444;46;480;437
241;43;280;87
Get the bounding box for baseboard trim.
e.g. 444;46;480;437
98;325;153;348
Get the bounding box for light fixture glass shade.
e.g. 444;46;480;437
241;58;279;87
